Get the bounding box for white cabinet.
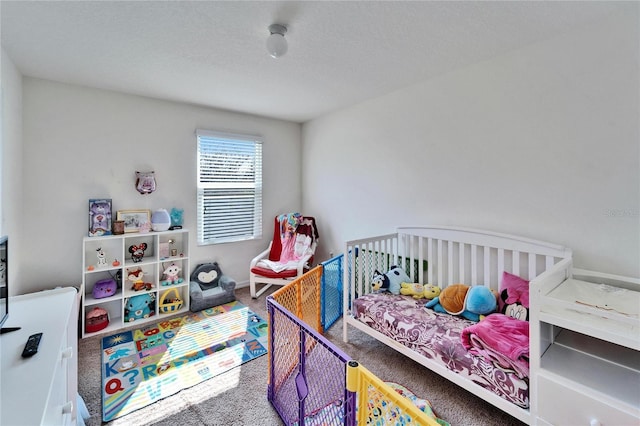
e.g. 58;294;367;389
531;260;640;425
81;229;190;338
0;287;79;426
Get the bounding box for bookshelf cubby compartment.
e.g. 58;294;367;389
81;229;190;337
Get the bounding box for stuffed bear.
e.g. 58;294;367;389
425;284;498;322
371;266;412;295
399;282;441;300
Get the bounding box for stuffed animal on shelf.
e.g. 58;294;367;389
160;263;184;286
371;266;412;295
400;283;441;300
127;267;153;291
425;284;498;322
124;293;155;322
129;243;148;263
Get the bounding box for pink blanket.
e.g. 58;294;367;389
460;313;529;378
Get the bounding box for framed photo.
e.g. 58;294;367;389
116;209;151;233
89;199;112;237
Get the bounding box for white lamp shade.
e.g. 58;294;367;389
266;33;288;58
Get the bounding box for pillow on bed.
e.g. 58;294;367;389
499;271;530;321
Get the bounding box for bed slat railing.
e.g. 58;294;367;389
345;226;572;299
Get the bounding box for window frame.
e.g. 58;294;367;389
196;129;263;246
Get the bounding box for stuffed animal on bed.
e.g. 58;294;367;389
371;266;412;295
499;271;530;321
399;282;441;300
425;284;498;322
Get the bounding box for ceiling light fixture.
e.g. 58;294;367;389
266;24;288;58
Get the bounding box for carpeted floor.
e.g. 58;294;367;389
78;286;526;426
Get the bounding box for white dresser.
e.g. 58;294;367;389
0;287;79;425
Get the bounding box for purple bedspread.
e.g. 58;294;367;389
353;293;529;408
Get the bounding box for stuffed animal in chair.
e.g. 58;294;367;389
425;284;498;321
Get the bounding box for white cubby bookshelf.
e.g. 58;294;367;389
81;229;190;338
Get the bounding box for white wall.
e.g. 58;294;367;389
1;48;24;296
20;79;301;294
303;9;640;277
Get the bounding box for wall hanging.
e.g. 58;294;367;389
135;171;156;194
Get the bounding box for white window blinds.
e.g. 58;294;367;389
196;129;263;245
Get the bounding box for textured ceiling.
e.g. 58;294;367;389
0;1;630;123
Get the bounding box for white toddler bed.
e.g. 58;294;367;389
342;226;572;424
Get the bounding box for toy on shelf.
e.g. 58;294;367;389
170;208;184;229
159;287;183;314
124;293;155;322
88;199;112;237
96;247;108;267
127;267;153;291
92;278;117;299
85;307;109;333
160;263;184;286
128;243;148;263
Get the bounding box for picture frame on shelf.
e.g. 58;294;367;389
116;209;151;233
89;199;112;237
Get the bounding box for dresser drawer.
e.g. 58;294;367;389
538;375;639;425
42;345;74;425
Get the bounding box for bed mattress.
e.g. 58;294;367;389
353;293;529;408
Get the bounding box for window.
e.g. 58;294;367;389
196;129;263;245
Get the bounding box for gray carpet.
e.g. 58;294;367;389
78;286;526;425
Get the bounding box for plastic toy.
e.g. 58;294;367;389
425;284;498;322
161;263;184;286
96;247;108;267
399;283;441;300
128;243;148;263
92;278;117;299
124;293;155;322
371;266;411;295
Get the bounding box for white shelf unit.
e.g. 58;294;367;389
81;229;190;338
531;260;640;425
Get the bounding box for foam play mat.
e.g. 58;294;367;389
100;300;268;421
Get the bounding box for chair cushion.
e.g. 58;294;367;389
250;266;300;279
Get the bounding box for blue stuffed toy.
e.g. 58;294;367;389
124;293;156;322
371;266;412;295
425;284;498;322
